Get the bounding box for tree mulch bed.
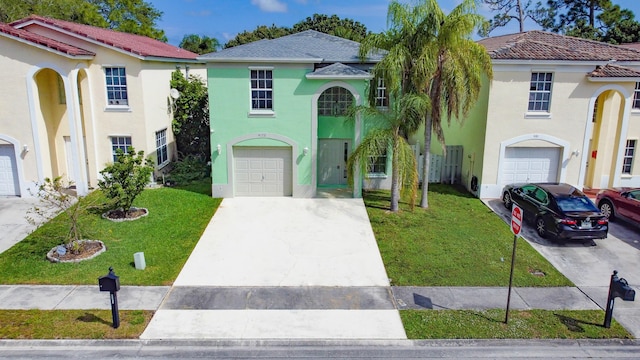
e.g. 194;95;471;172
102;207;148;222
46;240;106;263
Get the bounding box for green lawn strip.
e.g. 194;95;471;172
0;185;220;285
364;185;573;287
0;310;152;339
401;309;632;339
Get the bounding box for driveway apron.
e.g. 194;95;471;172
141;197;406;340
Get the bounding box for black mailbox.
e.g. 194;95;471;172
613;276;635;301
98;267;120;292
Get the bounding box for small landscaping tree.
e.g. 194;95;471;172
27;176;94;254
98;147;154;217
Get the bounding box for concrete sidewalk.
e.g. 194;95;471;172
0;284;615;312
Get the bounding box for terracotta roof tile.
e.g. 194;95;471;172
0;22;94;56
11;15;198;60
479;31;640;61
588;64;640;78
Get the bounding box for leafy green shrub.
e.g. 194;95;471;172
98;147;153;213
165;155;210;185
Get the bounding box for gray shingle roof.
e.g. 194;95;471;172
200;30;383;63
306;63;372;79
479;31;640;61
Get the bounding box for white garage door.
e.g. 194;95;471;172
0;144;19;196
234;147;292;196
502;147;560;186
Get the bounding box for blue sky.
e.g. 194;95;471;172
150;0;640;46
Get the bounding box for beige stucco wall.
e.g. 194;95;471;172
0;26;205;196
479;63;640;198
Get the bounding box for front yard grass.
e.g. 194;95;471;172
401;309;631;339
0;310;152;339
0;184;220;285
364;185;572;287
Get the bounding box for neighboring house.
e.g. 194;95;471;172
0;15;203;197
201;30;386;198
441;31;640;199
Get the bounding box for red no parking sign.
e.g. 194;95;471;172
511;204;523;236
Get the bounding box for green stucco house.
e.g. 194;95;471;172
200;30;387;198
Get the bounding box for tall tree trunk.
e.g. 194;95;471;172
390;133;401;212
517;0;524;32
420;113;432;208
589;0;595;27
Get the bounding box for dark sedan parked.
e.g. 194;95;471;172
502;183;608;242
596;188;640;225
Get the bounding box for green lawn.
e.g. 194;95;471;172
401;309;631;339
364;185;573;287
0;310;153;339
0;184;219;285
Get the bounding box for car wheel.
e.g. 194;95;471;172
599;200;615;221
536;217;547;238
503;192;512;210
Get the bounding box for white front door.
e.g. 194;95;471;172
318;139;350;186
63;136;76;186
0;144;19;196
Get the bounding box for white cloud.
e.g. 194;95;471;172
251;0;288;13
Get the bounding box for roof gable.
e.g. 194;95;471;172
201;30;383;63
10;15;198;60
0;22;94;57
479;31;640;62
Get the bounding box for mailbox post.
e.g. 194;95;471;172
98;267;121;329
604;270;635;328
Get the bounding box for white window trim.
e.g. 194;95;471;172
633;82;640;110
249;67;274;114
622;138;637;175
103;65;131;111
155;128;169;168
528;72;554;113
109;135;132;162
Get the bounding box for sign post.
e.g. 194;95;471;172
505;204;523;324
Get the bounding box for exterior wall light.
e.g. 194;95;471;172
303;147;309;155
217;144;222;155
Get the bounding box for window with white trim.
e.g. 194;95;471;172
528;72;553;112
250;69;273;110
368;151;387;174
105;67;128;106
623;139;636;174
374;77;388;108
156;129;168;166
318;86;353;116
633;82;640;110
111;136;131;162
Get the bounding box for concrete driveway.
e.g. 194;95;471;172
484;198;640;336
0;197;41;254
142;197;406;340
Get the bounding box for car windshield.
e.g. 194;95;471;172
556;196;598;212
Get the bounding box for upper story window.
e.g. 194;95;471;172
374;77;388;109
528;72;553;112
105;67;128;106
318;86;353;116
156;129;168;166
623;139;636;174
633;83;640;110
111;136;131;162
250;69;273;110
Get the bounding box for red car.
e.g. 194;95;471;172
596;188;640;225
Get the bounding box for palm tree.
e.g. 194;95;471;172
416;0;493;208
346;94;425;212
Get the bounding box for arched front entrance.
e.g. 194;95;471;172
29;66;92;195
316;86;355;187
582;86;631;190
